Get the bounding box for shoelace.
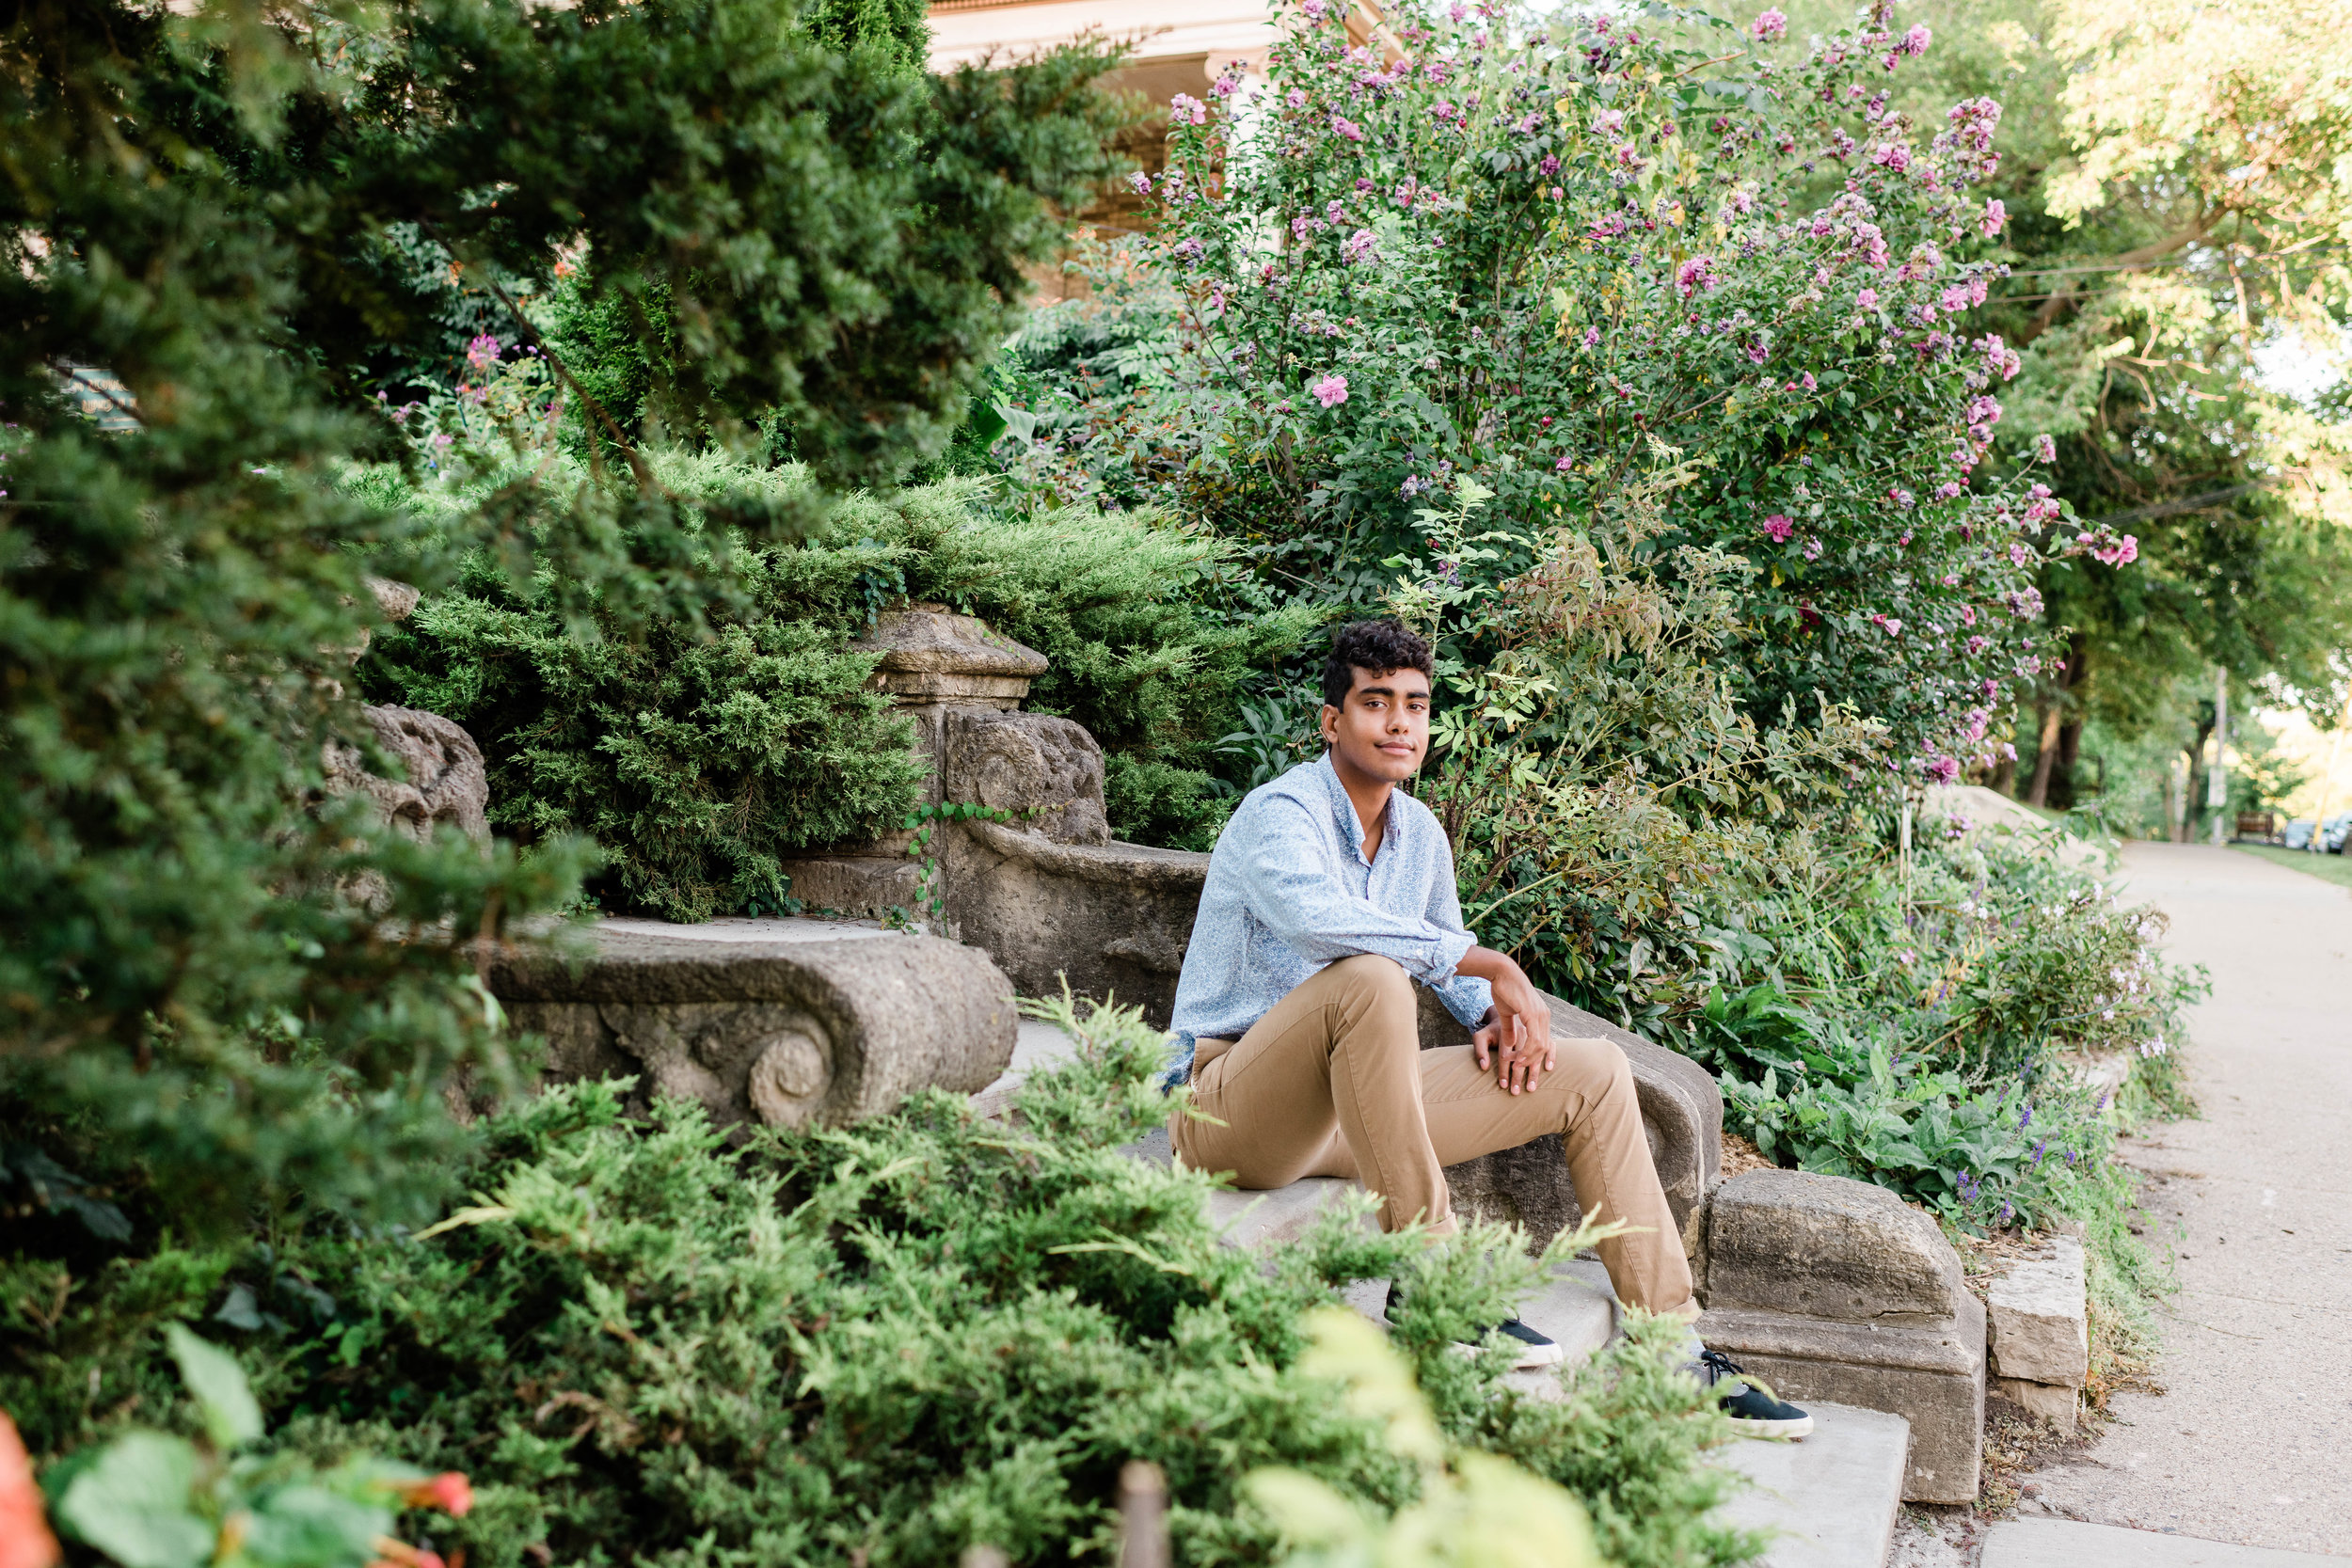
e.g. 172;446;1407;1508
1698;1349;1794;1408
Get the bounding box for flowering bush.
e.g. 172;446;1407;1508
1137;0;2140;779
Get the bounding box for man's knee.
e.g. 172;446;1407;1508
1552;1034;1634;1099
1324;952;1414;1004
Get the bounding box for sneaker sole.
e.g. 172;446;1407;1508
1728;1413;1814;1439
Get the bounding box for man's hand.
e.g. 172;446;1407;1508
1459;947;1554;1095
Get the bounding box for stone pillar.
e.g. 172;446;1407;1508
775;605;1054;918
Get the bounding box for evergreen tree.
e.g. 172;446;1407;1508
0;0;1124;1240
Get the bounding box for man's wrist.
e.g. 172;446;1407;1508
1455;944;1525;987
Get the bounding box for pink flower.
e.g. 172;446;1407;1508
1128;172;1152;194
1924;754;1960;784
1332;115;1364;141
1900;23;1931;55
1762;514;1795;543
1856;288;1880;311
1801;371;1818;391
398;1474;475;1517
1980;198;2007;237
1803;536;1822;561
1311;373;1350;407
1751;8;1787;40
1342;228;1379;263
465;334;501;372
1170;93;1207;125
2032;434;2057;464
1961;604;1978;627
1675;254;1719;298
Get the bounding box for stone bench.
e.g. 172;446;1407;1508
488;920;1014;1129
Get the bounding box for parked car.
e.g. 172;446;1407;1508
2281;814;2352;851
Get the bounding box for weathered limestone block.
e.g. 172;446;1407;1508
488;927;1016;1130
946;821;1209;1022
1987;1237;2089;1387
1995;1376;2080;1432
1705;1168;1958;1323
779;605;1059;918
854;603;1049;708
1420;989;1723;1257
1988;1236;2088;1432
320;578;491;847
323;704;490;843
1698;1169;1985;1504
944;711;1111;846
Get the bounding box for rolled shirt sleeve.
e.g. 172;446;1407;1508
1422;855;1494;1028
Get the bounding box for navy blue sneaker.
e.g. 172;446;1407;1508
1384;1291;1564;1370
1698;1350;1814;1438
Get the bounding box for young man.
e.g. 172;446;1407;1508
1165;619;1810;1437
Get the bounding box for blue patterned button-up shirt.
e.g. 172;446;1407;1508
1163;752;1493;1089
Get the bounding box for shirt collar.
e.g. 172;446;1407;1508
1316;750;1402;869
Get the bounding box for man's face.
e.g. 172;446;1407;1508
1320;664;1432;784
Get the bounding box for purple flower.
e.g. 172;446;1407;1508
1751;8;1787;40
465;334;501;371
1674;254;1718;298
1173;237;1206;264
1129;172;1152;195
1311;372;1350;407
1342;228;1379;264
1332;115;1364;141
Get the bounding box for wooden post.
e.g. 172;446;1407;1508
1117;1461;1169;1568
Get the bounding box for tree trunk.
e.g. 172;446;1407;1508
2049;634;2090;810
2026;699;2062;807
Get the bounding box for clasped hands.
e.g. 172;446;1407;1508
1458;945;1554;1096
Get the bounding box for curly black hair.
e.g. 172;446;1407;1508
1320;620;1434;709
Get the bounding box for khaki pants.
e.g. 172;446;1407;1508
1170;952;1697;1320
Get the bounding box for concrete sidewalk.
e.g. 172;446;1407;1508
1984;1520;2344;1568
2024;843;2352;1556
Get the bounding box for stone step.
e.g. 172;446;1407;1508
1981;1521;2344;1568
1709;1403;1911;1568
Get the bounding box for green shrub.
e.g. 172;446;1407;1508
360;462;1319;914
3;0;1128;1236
6;998;1756;1568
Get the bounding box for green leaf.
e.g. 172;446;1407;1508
243;1485;391;1568
167;1323;264;1449
56;1433;214;1568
